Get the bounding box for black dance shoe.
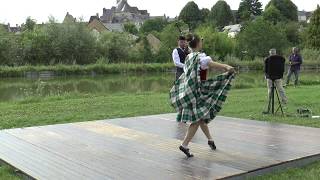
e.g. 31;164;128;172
179;146;194;158
208;140;217;150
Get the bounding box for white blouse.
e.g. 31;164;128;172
184;52;213;72
198;53;213;70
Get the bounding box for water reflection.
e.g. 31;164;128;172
0;71;319;102
0;73;175;101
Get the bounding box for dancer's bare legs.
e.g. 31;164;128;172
199;120;212;140
200;120;217;150
181;121;200;147
179;121;200;157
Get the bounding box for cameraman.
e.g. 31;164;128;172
265;49;288;104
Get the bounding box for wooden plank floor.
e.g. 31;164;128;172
1;114;320;180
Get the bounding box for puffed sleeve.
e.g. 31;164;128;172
199;53;213;70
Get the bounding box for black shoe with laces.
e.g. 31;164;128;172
208;140;217;150
179;146;194;158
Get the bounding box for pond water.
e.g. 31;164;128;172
0;71;319;102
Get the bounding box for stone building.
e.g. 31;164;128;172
1;23;21;34
63;12;76;23
99;0;150;26
88;14;124;33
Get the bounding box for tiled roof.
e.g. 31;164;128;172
103;23;124;32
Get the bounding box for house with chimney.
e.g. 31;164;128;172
0;23;21;34
298;10;313;23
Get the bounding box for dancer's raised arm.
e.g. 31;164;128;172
208;61;235;73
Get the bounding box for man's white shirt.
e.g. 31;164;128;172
172;48;185;69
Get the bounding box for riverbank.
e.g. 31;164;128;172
0;60;319;78
0;63;173;77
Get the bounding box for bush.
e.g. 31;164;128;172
196;25;235;60
158;22;186;50
278;21;300;45
306;5;320;49
237;17;289;59
124;23;138;35
301;48;320;62
140;18;168;34
0;28;21;66
21;21;97;65
96;31;134;63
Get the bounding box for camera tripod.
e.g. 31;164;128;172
265;80;284;115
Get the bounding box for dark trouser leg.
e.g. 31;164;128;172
286;70;293;85
294;70;300;86
176;71;183;81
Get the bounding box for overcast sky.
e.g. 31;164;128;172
1;0;319;25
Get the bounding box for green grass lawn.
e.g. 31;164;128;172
0;164;20;180
0;85;320;179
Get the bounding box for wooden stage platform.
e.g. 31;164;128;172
1;114;320;180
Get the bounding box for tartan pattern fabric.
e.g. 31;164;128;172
169;52;235;124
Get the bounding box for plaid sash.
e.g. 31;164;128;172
169;52;235;123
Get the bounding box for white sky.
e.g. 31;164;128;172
1;0;319;25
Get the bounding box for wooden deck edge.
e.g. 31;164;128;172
223;154;320;180
0;159;35;180
3;154;320;180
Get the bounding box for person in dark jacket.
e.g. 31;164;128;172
286;47;303;86
265;49;288;104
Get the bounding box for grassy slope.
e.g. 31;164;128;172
0;86;319;179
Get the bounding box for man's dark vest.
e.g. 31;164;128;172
176;48;187;74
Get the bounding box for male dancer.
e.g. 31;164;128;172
172;36;189;80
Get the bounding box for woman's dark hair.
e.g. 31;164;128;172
186;34;201;49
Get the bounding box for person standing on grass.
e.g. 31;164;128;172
172;36;189;80
264;49;288;105
286;47;303;86
170;34;236;158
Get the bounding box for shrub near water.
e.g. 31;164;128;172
21;19;97;65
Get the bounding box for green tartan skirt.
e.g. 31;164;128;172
170;72;235;124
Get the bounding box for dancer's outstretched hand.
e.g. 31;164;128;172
226;65;236;74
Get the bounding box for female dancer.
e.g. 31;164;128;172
170;34;236;158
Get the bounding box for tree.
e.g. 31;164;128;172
140;18;168;34
20;19;97;65
97;32;134;63
279;21;300;45
265;0;298;21
196;25;234;60
237;0;263;22
179;1;202;30
263;5;284;24
23;17;36;31
237;17;289;59
124;23;138;35
158;21;187;50
0;27;20;65
306;5;320;49
210;0;234;28
200;8;211;23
